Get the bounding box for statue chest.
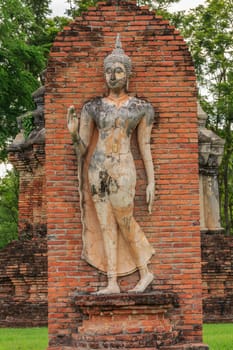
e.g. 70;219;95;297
93;103;145;136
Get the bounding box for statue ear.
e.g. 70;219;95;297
126;78;129;92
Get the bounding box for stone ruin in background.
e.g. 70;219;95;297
0;71;47;327
198;103;225;234
8;70;46;239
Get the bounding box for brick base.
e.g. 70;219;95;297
71;291;181;349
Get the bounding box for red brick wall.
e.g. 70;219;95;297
0;240;47;327
202;233;233;323
45;1;202;347
8;143;46;239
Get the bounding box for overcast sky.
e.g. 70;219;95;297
50;0;206;17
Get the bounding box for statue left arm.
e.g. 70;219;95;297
137;103;155;214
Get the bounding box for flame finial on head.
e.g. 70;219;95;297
116;33;122;49
104;34;132;76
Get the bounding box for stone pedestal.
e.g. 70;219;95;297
73;292;180;349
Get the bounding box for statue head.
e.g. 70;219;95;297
104;34;132;91
104;34;132;76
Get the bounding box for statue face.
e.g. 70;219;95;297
105;62;127;90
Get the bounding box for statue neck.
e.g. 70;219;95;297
105;90;129;108
108;89;128;100
108;89;127;98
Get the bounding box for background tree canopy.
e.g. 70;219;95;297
0;0;68;160
0;0;233;250
0;0;45;159
169;0;233;235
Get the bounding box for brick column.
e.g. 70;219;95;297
45;1;208;349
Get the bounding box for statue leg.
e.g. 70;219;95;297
112;203;154;293
93;199;120;294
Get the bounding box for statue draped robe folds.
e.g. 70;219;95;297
68;34;155;293
78;97;155;276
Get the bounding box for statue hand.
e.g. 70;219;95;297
67;105;79;136
146;182;155;215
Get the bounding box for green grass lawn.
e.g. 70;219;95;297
203;323;233;349
0;327;48;350
0;324;232;349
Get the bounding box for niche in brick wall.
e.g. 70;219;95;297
45;1;207;349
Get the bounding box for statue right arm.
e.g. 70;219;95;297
67;105;94;158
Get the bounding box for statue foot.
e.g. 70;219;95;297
94;284;121;295
128;272;154;293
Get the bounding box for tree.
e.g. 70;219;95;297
0;169;19;249
0;0;46;160
148;0;179;11
24;0;52;23
0;0;69;161
30;16;70;51
0;0;69;247
172;0;233;234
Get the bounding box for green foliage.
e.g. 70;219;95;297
31;16;70;53
22;113;34;139
0;0;46;160
0;0;68;161
23;0;52;22
66;0;99;16
0;169;19;249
